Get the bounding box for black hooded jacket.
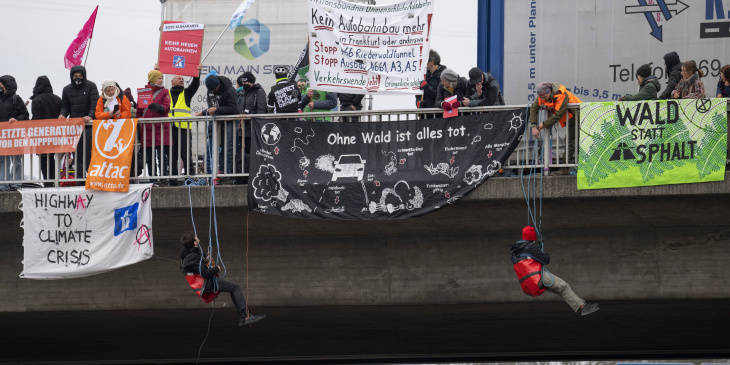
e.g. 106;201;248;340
466;72;505;106
60;65;99;118
237;83;267;115
660;52;682;99
0;75;30;122
417;64;446;108
206;76;240;116
30;76;62;120
338;93;365;110
510;240;550;265
180;246;220;294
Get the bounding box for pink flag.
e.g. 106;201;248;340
64;6;99;70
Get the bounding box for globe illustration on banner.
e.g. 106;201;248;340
261;123;281;145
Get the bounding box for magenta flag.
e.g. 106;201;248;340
64;6;99;70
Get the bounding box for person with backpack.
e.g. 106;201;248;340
511;226;599;316
463;67;505;107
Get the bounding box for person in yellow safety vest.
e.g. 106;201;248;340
300;86;337;122
167;64;202;184
529;82;582;175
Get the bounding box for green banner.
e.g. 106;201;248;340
578;99;727;190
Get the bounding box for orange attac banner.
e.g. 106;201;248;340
0;119;85;155
85;119;138;192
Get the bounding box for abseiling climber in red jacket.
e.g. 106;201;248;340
511;226;599;316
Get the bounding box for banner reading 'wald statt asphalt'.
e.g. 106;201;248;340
578;99;728;190
249;110;526;219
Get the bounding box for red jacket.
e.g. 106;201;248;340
136;84;170;146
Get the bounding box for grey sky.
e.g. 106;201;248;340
2;0;477;111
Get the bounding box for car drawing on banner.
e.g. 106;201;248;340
331;154;366;182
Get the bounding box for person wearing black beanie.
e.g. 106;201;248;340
619;64;661;101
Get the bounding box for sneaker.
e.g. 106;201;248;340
579;302;599;316
551;167;570;176
239;313;266;326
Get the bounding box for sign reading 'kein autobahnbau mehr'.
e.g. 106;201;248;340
248;110;526;219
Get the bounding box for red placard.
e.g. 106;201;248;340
137;88;153;109
158;21;205;77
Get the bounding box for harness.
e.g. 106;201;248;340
512;253;546;297
184;272;220;303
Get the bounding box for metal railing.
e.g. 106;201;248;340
1;103;726;188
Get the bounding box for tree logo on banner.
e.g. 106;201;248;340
234;19;271;60
94;119;135;159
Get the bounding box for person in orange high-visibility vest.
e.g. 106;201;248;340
529;82;582;175
511;226;599;316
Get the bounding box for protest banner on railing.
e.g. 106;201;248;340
159;21;205;77
578;99;728;189
0;119;85;156
307;0;434;94
20;184;153;280
85;119;138;192
249;109;525;219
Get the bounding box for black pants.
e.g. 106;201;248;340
144;146;169;178
39;153;55;187
214;278;247;315
75;125;93;178
171;125;191;176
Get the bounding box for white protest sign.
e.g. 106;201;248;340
20;184;154;280
307;0;434;95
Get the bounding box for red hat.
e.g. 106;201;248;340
522;226;537;241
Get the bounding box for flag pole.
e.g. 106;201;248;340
83;37;94;68
201;20;233;64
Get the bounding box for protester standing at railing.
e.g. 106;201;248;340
416;50;446;119
95;80;131;119
435;68;468;110
237;71;267;184
59;65;98;180
671;60;705;99
463;67;505;107
0;75;29;191
168;64;202;184
300;88;338;122
618;64;660;101
267;66;301;114
716;65;730;98
197;72;240;184
529;82;582;176
659;51;682;100
30;76;61;187
137;70;171;184
338;93;365;122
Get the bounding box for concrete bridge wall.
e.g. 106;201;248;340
0;174;728;312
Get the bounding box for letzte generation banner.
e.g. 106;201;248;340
249;110;526;219
578;99;728;189
307;0;434;94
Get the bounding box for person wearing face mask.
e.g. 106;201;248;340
236;71;266;184
671;60;706;99
619;64;661;101
29;76;62;187
434;68;468;110
137;70;171;183
167;64;202;183
0;75;30;191
59;65;99;180
659;51;682;100
95;80;131;119
529;82;582;175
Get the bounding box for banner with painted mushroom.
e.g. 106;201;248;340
20;184;153;279
248;110;526;219
307;0;434;94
